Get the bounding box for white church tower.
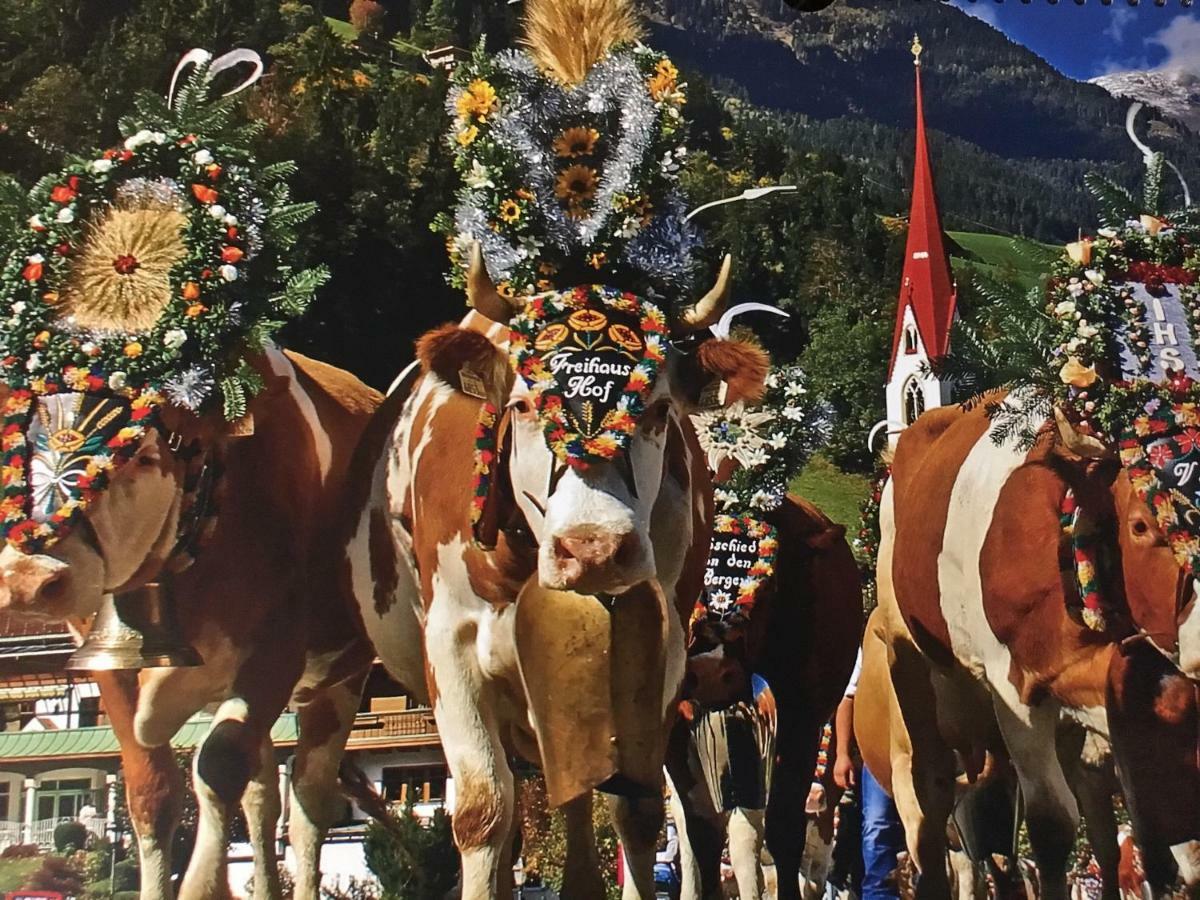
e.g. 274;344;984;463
884;36;958;447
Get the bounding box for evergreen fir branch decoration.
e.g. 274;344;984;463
0;50;327;421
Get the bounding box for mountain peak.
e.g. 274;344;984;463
1091;67;1200;134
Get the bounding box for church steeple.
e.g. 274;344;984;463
884;36;958;442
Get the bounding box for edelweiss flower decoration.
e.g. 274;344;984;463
692;365;829;513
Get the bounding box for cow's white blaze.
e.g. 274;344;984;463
937;409;1082;828
510;376;670;593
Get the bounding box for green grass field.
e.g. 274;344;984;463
791;455;872;532
0;857;43;891
948;230;1059;291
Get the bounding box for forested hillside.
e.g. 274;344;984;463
0;0;1175;468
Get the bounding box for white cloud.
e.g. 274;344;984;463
1146;15;1200;74
949;0;999;29
1104;5;1136;44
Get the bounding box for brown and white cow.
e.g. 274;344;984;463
0;348;380;900
878;392;1199;900
668;495;862;900
341;250;768;900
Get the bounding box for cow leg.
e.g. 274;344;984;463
800;796;837;900
993;700;1077;900
729;807;765;900
767;763;814;900
606;793;665;900
889;749;953;900
1066;761;1118;900
667;776;704;900
241;737;283;900
179;696;282;900
667;756;724;900
289;679;366;900
561;792;606;900
426;610;514;900
94;672;183;900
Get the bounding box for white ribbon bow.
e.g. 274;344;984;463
169;48;265;110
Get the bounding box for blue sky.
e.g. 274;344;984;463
947;1;1200;80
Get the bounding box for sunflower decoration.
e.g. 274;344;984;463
435;0;698;302
0;49;328;553
553;126;601;159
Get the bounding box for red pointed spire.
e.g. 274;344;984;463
888;36;957;378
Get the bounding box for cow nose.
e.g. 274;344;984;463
1;555;68;612
553;529;638;569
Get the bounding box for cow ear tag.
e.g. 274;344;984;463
697;378;728;410
459;367;488;400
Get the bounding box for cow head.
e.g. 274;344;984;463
1058;413;1200;680
424;245;767;595
1114;472;1200;681
0;386;221;622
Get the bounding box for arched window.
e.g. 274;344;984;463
904;324;918;354
902;377;925;425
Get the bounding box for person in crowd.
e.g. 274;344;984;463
832;648;905;900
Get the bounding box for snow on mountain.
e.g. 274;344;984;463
1090;68;1200;134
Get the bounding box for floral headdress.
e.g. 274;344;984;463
692;366;829;514
990;107;1200;583
0;49;325;552
0;49;326;421
435;0;697;301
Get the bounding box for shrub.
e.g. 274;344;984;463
24;854;85;895
349;0;386;37
54;821;90;853
322;876;383;900
363;806;457;900
1;844;41;859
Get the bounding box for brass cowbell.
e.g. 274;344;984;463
66;582;202;670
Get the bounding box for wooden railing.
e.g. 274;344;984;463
346;708;440;747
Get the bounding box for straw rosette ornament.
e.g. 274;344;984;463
0;49;327;553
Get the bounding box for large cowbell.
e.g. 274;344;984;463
514;578;673;807
537;306;646;439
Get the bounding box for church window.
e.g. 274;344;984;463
904;325;918;354
902;377;925;425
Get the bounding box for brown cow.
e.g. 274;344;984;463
668;495;862;900
0;349;380;900
879;392;1199;900
341;246;770;900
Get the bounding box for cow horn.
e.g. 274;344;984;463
1054;407;1114;460
467;243;517;323
680;255;733;331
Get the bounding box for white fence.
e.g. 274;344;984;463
0;815;108;850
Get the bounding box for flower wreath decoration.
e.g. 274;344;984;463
1059;489;1112;632
990;135;1200;448
508;284;668;468
0;49;326;553
1118;401;1200;575
692;513;779;626
691;366;829;513
0;50;327;422
435;37;698;300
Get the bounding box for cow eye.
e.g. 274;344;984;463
508;396;534;417
642;400;671;429
1131;519;1151;538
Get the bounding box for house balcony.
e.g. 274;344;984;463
345;708;440;749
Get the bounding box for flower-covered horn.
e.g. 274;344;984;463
467;243;518;323
680;255;733;331
1054;408;1114;460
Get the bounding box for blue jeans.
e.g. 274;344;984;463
861;764;904;900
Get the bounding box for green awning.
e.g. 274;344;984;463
0;713;299;762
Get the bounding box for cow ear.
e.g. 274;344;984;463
416;324;512;406
676;338;770;408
